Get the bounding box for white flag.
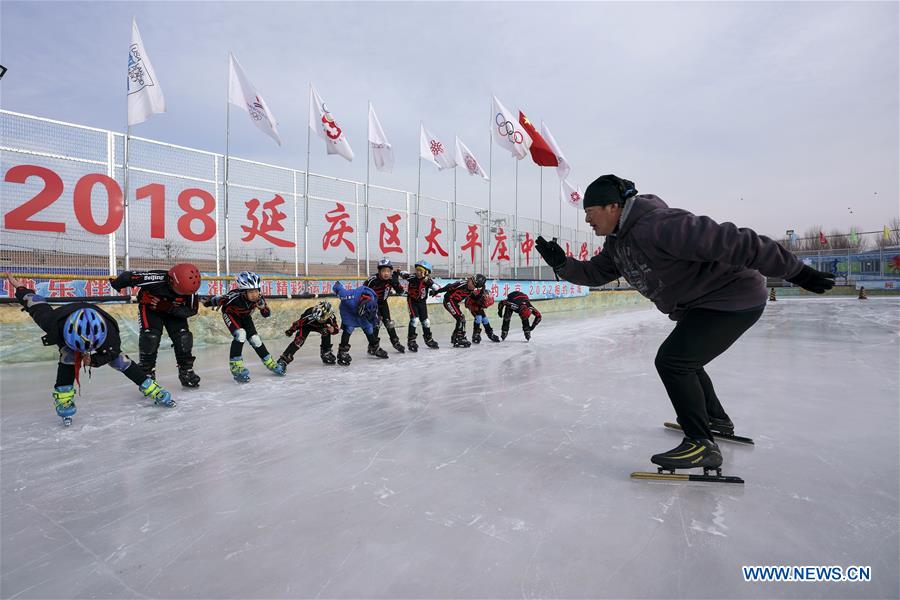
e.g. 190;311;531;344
228;53;282;146
541;122;571;180
491;95;531;160
127;18;165;126
420;125;456;170
561;179;583;207
368;103;393;173
455;136;488;180
309;85;353;161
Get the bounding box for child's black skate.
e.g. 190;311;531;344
320;350;337;365
650;437;722;471
178;367;200;388
484;325;500;342
472;326;482;344
337;346;352;366
407;338;419;352
453;335;471;348
141;363;156;381
423;331;439;349
391;339;406;353
368;345;389;359
710;416;735;436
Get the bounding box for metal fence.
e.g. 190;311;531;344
1;110;594;280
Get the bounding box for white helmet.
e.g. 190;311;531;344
235;271;261;290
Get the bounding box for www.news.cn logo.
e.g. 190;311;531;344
742;565;871;582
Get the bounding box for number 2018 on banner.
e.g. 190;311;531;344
3;165;216;241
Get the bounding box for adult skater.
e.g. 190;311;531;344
6;273;174;425
536;174;835;473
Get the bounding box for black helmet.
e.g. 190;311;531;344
473;274;487;289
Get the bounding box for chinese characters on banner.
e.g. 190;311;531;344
322;202;355;252
520;232;534;266
424;217;448;257
379;213;403;254
491;227;510;262
461;225;481;265
241;194;294;247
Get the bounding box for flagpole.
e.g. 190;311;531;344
487;102;493;280
513;157;519;279
538;161;543;280
452;164;457;278
304;84;311;277
416;151;422;266
224;57;231;277
365;101;371;276
123;126;131;271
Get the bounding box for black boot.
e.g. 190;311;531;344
389;331;406;354
423;329;439;349
484;324;501;342
709;416;735;436
407;337;419;352
320;349;336;365
472;325;482;344
178;365;200;388
367;337;389;359
650;437;723;471
337;344;352;366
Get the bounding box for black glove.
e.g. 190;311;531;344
535;236;567;271
785;265;836;294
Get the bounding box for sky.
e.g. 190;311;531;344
1;1;898;239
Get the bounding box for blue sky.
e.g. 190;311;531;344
1;1;897;237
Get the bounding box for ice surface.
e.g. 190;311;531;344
1;298;898;599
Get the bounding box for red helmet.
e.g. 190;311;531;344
168;263;201;295
520;305;533;319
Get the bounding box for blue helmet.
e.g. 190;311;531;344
235;271;261;290
63;308;108;352
415;260;433;274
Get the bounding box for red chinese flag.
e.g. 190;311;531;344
819;231;828;245
519;111;559;167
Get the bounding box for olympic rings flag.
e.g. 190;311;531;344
491;95;532;160
228;53;282;146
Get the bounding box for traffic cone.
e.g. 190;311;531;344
858;287;868;300
769;288;777;302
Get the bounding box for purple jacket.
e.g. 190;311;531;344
559;195;804;321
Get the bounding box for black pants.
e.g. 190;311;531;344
223;313;270;360
280;331;332;364
138;306;194;370
654;307;764;441
375;299;401;343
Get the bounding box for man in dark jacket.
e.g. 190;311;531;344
536;175;835;472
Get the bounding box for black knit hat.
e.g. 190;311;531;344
583;174;638;208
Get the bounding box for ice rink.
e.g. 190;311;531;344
1;298;898;599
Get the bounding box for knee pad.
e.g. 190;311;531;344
58;346;76;365
409;317;420;328
384;319;396;329
422;318;431;329
233;328;247;343
173;328;193;354
481;316;491;326
474;314;484;325
139;329;162;355
109;354;132;372
248;334;263;348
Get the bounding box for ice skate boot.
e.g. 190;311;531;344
390;337;406;353
140;362;156;381
320;349;337;365
230;357;251;383
337;345;352;366
472;325;482;344
52;385;76;426
423;331;439;349
262;354;286;376
407;337;419;352
178;366;200;388
140;378;175;407
650;437;722;473
709;416;735;436
483;324;501;342
367;342;389;359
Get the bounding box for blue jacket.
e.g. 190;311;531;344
333;281;380;331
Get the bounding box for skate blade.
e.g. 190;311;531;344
663;422;755;445
631;471;745;484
